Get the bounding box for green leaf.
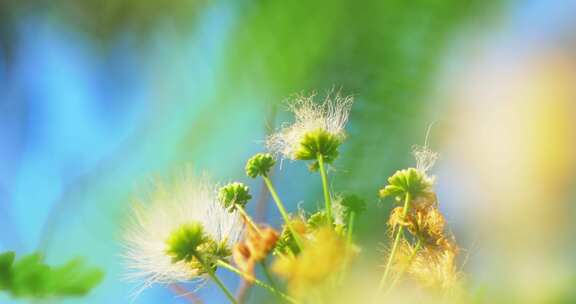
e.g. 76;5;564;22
0;251;15;290
10;253;50;298
0;251;104;299
49;259;104;296
340;194;367;216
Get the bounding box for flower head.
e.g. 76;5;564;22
379;168;434;200
218;182;252;211
122;174;244;296
165;222;210;263
266;93;353;165
245;153;276;178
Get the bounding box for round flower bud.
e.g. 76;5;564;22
218;182;252;211
245;153;276;178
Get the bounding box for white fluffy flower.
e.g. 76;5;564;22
413;144;438;174
122;173;244;297
413;124;438;174
266;93;353;160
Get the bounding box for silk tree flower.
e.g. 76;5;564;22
266;93;353;166
122;174;244;297
379;144;438;201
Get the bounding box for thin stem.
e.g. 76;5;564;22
346;212;355;249
207;271;238;304
317;155;332;226
385;237;422;294
262;176;303;249
237;205;262;236
260;261;279;291
192;253;238;304
378;192;412;291
217;260;298;304
338;211;356;283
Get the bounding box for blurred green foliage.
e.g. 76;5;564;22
50;0;209;39
0;1;503;301
217;0;502;247
0;251;103;299
340;194;367;217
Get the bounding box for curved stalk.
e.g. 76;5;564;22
378;192;412;291
217;260;298;304
262;176;303;249
192;253;237;304
237;205;262;236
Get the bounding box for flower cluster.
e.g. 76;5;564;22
122;92;463;303
379;145;462;294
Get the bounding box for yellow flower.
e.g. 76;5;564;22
272;227;355;298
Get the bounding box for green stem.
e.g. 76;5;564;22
237;205;262;236
378;192;412;291
262;176;303;249
338;211;355;282
317;155;333;226
260;261;279;291
217;260;298;304
346;212;355;249
192;253;238;304
385;237;422;294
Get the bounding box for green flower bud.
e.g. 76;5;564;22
165;222;210;263
245;153;276;178
189;239;232;274
218;182;252;211
378;168;433;200
340;194;367;216
295;129;341;164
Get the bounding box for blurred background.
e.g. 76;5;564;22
0;0;575;303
